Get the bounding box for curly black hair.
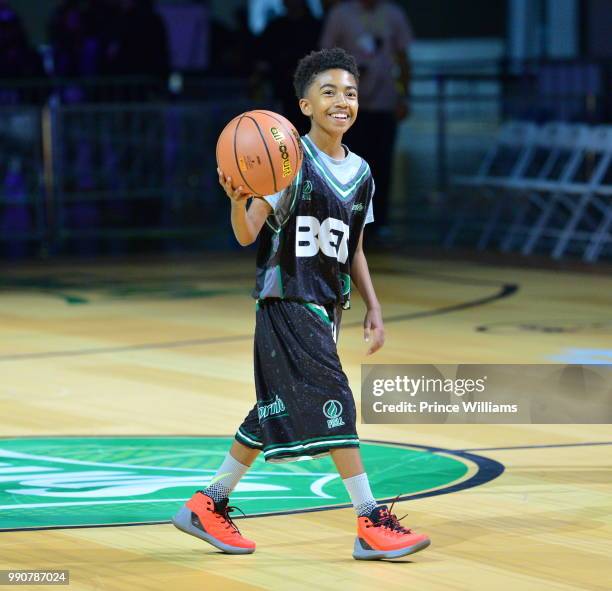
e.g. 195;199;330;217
293;47;360;99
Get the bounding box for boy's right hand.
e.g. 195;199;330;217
218;168;252;204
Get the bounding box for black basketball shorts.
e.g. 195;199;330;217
235;298;359;463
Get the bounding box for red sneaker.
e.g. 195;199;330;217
353;500;430;560
172;491;256;554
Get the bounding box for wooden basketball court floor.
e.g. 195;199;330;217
0;252;610;591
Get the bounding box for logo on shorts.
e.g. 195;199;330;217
323;400;345;429
258;395;287;422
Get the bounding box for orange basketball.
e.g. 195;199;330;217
216;110;303;196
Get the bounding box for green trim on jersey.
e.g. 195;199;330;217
303;302;332;325
276;265;284;298
301;136;370;200
339;273;351;296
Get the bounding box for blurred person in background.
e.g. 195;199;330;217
321;0;413;241
47;0;108;255
257;0;322;134
48;0;104;80
321;0;342;14
105;0;169;80
104;0;170;245
83;0;122;75
0;2;45;102
209;7;257;79
0;2;44;258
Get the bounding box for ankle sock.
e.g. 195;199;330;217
343;472;378;517
202;453;250;503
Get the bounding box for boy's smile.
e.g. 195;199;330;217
300;69;359;138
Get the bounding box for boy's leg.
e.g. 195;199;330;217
330;447;364;478
171;429;261;555
330;447;377;516
330;447;431;560
203;398;263;503
229;439;261;466
202;441;259;502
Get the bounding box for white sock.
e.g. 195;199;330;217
343;472;378;516
203;453;250;502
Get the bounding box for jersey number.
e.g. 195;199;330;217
295;216;350;263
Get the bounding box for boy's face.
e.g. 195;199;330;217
299;69;358;136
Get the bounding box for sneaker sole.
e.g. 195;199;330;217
352;537;431;560
172;506;255;555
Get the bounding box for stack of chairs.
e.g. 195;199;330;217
445;121;612;262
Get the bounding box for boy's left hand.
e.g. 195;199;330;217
364;307;385;356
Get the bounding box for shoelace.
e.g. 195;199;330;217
213;503;247;535
375;495;412;534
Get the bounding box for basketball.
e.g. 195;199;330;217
216;110;303;196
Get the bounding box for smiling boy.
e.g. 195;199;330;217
172;48;430;560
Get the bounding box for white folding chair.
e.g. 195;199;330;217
583;166;612;262
444;121;538;248
520;125;592;255
499;123;582;252
550;126;612;259
475;123;544;250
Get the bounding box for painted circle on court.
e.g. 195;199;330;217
0;436;504;530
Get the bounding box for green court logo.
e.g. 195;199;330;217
0;436;502;531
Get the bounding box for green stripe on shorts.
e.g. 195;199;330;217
263;435;359;457
236;428;263;448
264;439;360;460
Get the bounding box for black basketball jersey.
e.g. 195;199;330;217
252;135;374;308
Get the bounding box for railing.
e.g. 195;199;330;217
0;93;256;257
0;68;609;259
394;63;609;252
0;75;251;105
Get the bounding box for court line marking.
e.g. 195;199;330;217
0;282;518;362
0;447;332;476
0;438;504;532
0;497;328;511
459;441;612;452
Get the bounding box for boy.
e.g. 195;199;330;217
172;48;430;560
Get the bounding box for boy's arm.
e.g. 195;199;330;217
219;168;272;246
350;228;385;355
230;199;272;246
